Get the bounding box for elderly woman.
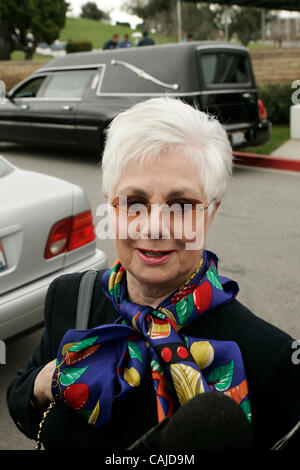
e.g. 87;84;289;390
7;97;300;450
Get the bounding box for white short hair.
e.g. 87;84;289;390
101;97;233;204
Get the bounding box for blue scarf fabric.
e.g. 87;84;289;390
51;250;251;427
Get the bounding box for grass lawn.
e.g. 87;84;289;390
59;17;175;49
248;41;275;49
11;50;53;61
10;17;176;62
242;125;290;155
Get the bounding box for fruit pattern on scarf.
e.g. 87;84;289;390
51;250;251;428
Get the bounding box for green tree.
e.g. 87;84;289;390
80;2;108;21
130;0;171;21
0;0;68;60
181;3;219;40
213;5;273;46
130;0;175;36
229;7;264;46
129;0;218;39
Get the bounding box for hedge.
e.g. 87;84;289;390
66;41;93;53
258;83;294;125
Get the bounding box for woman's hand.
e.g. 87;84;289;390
33;359;57;408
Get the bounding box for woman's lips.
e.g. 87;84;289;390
135;248;175;264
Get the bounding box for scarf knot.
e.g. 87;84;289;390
52;250;251;428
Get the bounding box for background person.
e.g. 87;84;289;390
103;33;119;50
7;97;300;450
183;33;194;42
117;34;132;48
138;30;155;46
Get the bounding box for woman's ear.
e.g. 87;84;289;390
206;201;220;231
210;200;220;218
213;201;221;216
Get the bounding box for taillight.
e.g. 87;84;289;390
44;218;71;259
258;99;267;120
67;210;95;251
44;210;95;259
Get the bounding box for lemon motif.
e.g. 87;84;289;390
190;341;215;369
61;342;76;356
108;271;117;293
132;313;142;334
88;400;100;425
170;363;204;405
115;268;125;285
124;367;141;387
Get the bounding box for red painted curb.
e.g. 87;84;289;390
233;151;300;172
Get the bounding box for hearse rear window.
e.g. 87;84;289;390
199;52;250;86
99;59;181;94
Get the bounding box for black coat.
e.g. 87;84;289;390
7;270;300;450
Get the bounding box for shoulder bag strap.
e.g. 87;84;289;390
75;270;98;330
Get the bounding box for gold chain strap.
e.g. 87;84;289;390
35;401;55;450
177;258;204;291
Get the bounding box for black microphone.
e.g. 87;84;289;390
128;392;252;450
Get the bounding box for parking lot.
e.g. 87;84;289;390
0;142;300;450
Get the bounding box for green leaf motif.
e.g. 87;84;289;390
176;293;194;325
60;366;89;387
151;359;164;374
153;310;165;320
183;335;189;348
208;360;234;391
69;336;99;353
240;399;252;422
206;265;223;290
128;340;143;364
114;282;121;301
110;264;119;274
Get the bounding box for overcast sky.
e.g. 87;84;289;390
67;0;300;19
67;0;125;16
67;0;144;28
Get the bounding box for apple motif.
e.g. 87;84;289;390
193;282;212;315
63;383;89;410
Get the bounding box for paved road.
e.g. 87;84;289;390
0;143;300;450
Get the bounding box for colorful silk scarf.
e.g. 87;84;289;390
52;250;251;428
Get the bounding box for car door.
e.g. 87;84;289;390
0;75;47;143
27;68;98;148
75;66;107;151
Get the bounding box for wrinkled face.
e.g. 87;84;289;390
109;153;217;292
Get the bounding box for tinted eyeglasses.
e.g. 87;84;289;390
109;195;211;218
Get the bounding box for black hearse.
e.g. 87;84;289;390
1;42;271;152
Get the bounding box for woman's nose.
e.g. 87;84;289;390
139;204;172;240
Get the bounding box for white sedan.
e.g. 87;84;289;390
0;155;107;340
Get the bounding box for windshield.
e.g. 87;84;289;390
0;159;14;178
199;52;251;86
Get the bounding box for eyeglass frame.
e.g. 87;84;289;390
109;195;213;217
108;196;214;217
